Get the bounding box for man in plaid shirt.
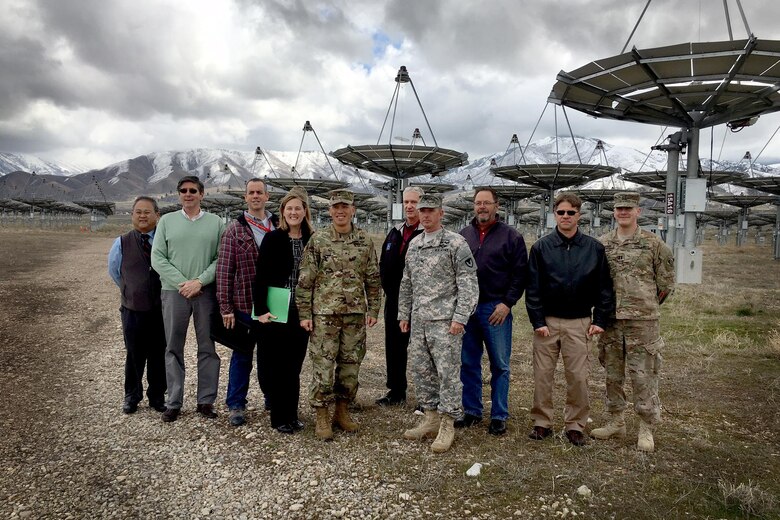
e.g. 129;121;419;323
216;178;278;426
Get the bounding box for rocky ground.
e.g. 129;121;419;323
0;227;778;519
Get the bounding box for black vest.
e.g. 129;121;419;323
120;230;162;312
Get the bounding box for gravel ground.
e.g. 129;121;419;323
0;229;485;519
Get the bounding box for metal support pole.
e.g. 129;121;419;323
676;127;703;284
737;208;747;246
774;204;780;260
683;129;699;249
665;146;680;247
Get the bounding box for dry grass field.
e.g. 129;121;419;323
0;225;778;519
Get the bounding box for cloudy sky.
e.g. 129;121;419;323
2;0;780;170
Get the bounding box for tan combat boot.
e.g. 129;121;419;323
332;400;359;433
591;411;626;440
314;406;334;441
403;410;440;440
430;415;455;453
637;420;654;452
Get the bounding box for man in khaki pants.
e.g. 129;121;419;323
525;192;614;446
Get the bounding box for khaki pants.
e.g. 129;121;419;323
531;316;591;432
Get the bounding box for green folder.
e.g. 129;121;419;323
264;286;291;324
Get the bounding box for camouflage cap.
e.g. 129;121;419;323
614;191;640;208
328;189;354;206
417;193;442;209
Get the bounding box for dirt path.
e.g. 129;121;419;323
0;229;778;519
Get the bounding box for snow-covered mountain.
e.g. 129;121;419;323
1;138;776;202
0;152;82;177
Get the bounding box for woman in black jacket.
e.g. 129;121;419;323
253;186;314;434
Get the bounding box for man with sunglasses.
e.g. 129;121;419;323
591;192;674;452
457;187;528;436
526;192;614;446
151;175;226;422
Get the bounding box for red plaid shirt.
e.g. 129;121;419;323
216;216;260;315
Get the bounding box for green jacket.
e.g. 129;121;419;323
600;227;675;320
295;225;382;320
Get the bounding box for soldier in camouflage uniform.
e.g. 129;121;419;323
592;192;675;452
296;189;382;441
398;194;479;453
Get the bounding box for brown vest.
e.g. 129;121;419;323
120;230;162;312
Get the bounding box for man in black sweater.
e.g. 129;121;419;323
525;192;614;446
376;186;425;406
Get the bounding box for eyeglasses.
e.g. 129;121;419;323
133;210;153;216
555;210;578;216
179;188;199;194
474;201;496;207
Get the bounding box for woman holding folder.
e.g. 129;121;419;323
253;186;314;434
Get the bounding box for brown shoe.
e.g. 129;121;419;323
196;404;218;419
162;408;180;423
528;426;552;440
565;429;587;446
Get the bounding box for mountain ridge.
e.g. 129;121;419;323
1;138;777;202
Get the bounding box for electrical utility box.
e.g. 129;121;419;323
675;246;702;284
684;178;707;212
391;203;403;221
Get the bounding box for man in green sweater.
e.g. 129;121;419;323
151;175;226;422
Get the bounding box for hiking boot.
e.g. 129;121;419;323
332;400;359;433
637;421;655;452
431;416;456;453
314;406;333;441
403;410;440;440
229;408;246;427
591;411;626;440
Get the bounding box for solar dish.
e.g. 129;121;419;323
331;144;468;180
265;178;349;197
621;170;745;189
709;194;779;208
492;164;619;190
730;176;780;195
549;37;780;129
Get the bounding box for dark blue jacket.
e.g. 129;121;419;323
460;219;528;307
525;228;614;330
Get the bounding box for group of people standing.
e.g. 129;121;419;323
109;175;674;454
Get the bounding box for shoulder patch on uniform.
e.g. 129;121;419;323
465;257;474;269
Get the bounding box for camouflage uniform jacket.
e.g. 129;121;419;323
600;227;675;320
398;228;479;324
295;224;382;321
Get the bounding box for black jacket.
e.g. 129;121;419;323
525;228;614;329
460;219;528;307
379;222;424;301
253;227;312;318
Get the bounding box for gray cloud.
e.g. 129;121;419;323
1;0;780;169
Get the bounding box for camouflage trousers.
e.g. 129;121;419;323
308;313;366;408
598;319;663;424
409;319;464;419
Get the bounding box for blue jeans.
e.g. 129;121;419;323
225;337;269;410
461;301;513;420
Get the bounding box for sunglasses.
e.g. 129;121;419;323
179;188;199;194
555;210;578;216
